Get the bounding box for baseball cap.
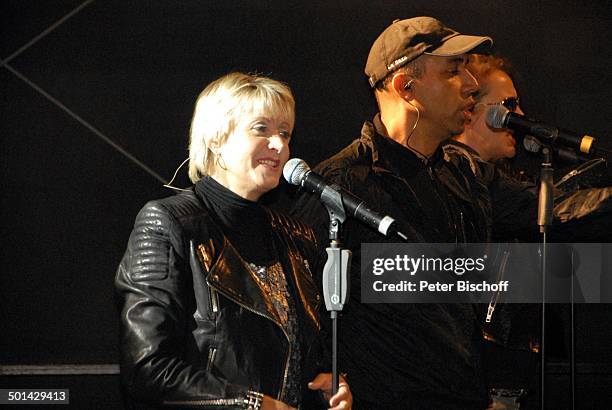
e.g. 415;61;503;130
365;17;493;87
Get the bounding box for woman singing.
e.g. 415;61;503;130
115;72;351;410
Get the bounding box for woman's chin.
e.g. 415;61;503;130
256;178;281;196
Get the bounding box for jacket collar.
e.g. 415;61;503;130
443;139;482;159
443;139;497;185
364;114;445;176
362;116;476;204
269;212;321;331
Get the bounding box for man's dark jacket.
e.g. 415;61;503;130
443;139;612;242
291;118;491;409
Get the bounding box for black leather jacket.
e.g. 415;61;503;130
291;119;491;409
443;139;612;350
115;189;325;408
443;139;612;242
294;119;491;246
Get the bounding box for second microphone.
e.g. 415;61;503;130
283;158;407;240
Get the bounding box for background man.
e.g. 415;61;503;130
443;54;612;408
444;54;612;242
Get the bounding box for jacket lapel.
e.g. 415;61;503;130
191;197;321;341
268;221;321;350
280;244;321;332
204;237;285;326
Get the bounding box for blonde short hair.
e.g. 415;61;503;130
188;72;295;183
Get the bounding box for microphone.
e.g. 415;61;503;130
486;105;608;156
284;158;407;240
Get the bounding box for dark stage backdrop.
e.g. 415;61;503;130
1;0;611;407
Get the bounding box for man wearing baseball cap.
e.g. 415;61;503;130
293;17;494;408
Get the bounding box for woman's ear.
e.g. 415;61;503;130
208;140;220;155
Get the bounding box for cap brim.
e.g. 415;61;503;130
425;34;493;57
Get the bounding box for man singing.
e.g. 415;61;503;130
293;17;494;409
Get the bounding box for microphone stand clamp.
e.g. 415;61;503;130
320;186;352;395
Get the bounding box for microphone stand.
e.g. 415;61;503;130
537;147;554;410
320;188;352;396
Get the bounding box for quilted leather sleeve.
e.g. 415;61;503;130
115;199;249;407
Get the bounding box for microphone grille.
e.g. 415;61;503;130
283;158;310;186
485;105;510;129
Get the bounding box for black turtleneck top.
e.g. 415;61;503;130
194;176;302;407
194;176;277;266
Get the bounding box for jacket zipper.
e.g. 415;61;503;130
206;346;217;372
210;288;219;314
196;244;219;316
486;249;510;323
209;284;292;401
